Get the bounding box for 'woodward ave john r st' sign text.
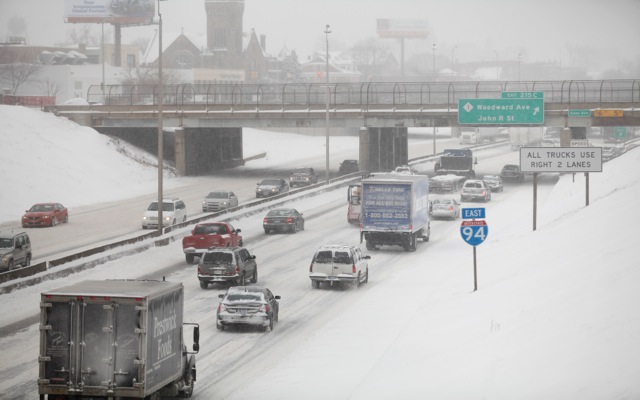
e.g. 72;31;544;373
519;147;603;173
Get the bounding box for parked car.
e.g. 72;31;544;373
309;244;370;289
216;286;281;332
289;167;318;187
430;197;461;220
483;175;504;192
202;191;238;212
256;178;289;198
182;222;243;264
22;203;68;228
142;198;187;229
0;231;32;272
500;164;525;183
338;159;360;175
263;208;305;234
197;246;257;288
461;179;492;202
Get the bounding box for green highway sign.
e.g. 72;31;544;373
501;91;544;99
458;98;544;124
568;109;591;117
615;127;627;139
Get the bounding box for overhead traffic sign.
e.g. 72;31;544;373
458;98;544;124
594;109;624;117
460;220;488;247
501;91;543;99
615;127;627;139
519;146;602;173
568;109;591;117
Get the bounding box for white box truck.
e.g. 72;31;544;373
360;173;430;252
38;279;200;399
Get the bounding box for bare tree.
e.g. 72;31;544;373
0;62;44;94
349;37;390;79
37;75;63;98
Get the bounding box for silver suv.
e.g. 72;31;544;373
309;244;370;289
142;198;187;229
461;179;492;202
197;246;258;289
0;232;32;272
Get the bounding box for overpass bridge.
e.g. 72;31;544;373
47;79;640;175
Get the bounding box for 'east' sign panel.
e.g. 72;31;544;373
519;147;602;173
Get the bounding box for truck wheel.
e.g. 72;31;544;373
311;280;320;289
365;241;377;251
250;269;258;284
356;272;361;288
216;321;225;331
364;268;369;283
185;254;195;264
24;254;31;267
199;281;208;289
238;275;246;286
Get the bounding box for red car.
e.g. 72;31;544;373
22;203;69;228
182;222;243;264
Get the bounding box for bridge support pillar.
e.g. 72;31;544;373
359;127;408;172
179;128;243;175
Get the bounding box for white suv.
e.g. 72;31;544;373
142;198;187;229
309;244;371;289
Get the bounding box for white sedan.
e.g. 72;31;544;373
430;197;461;220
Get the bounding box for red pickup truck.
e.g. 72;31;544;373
182;222;243;263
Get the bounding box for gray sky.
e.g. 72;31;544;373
2;0;639;70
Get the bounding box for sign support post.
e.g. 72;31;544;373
461;208;488;292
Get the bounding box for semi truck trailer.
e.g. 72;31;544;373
38;279;200;399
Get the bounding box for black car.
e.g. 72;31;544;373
216;286;281;332
339;159;360;175
263;208;305;234
500;164;525;183
256;178;289;198
289;167;318;187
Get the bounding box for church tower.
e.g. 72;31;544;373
205;0;245;69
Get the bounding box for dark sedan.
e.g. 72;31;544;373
263;208;305;234
256;178;289;198
216;286;281;332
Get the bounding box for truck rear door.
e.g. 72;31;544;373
41;299;141;393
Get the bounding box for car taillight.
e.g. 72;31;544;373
287;217;294;223
352;264;356;273
309;262;313;272
217;303;222;313
236;263;240;274
448;206;454;211
263;218;268;224
197;266;202;274
262;304;269;313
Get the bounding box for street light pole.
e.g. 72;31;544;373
324;24;331;184
518;52;522;81
157;0;164;234
451;46;457;76
494;50;499;80
432;43;437;78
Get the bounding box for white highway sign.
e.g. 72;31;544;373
519;147;602;173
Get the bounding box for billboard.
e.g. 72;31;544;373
65;0;156;24
376;19;429;39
